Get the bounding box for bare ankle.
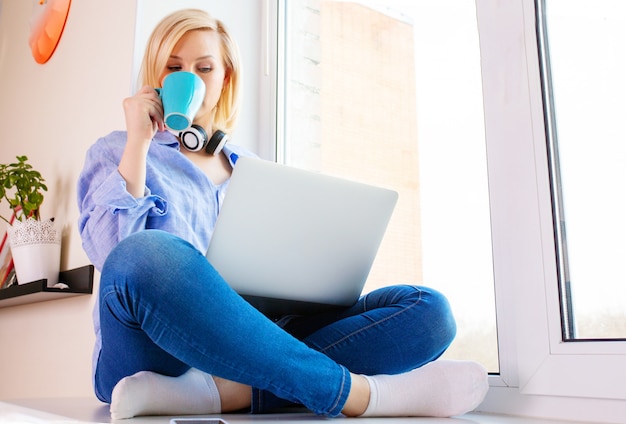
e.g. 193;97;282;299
341;373;370;417
213;377;252;412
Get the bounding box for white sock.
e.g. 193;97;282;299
361;359;489;418
110;368;221;419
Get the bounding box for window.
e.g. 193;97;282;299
539;0;626;341
474;0;626;421
278;0;498;373
275;0;626;420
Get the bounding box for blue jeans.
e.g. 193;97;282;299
94;230;456;416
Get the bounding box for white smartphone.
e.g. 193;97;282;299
169;419;229;424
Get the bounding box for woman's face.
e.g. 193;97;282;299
159;29;227;125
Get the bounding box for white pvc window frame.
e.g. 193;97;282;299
475;0;626;421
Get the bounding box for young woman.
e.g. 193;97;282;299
77;9;488;420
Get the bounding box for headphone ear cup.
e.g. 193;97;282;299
205;130;229;155
179;125;208;152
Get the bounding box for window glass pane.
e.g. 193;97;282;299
540;0;626;340
281;0;498;371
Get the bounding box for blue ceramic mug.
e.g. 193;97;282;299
156;72;206;132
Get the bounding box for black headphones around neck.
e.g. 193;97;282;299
178;125;229;155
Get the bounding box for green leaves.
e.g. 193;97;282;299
0;156;48;223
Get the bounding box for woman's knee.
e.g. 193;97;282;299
376;285;457;354
101;230;204;293
101;230;233;307
417;286;457;347
105;229;191;264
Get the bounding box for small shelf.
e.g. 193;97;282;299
0;265;94;309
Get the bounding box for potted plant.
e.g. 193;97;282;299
0;155;61;287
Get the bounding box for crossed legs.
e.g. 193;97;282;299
97;230;488;419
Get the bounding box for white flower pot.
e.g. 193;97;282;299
7;218;61;287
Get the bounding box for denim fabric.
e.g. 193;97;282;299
252;284;456;413
94;230;456;416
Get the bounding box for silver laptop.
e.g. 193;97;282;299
206;157;398;317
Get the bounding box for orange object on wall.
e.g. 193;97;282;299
29;0;72;64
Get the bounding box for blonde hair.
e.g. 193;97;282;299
138;9;242;134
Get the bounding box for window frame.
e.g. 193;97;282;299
266;0;626;421
475;0;626;421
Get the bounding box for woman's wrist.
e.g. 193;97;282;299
118;137;150;198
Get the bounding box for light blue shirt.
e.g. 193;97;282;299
76;130;257;382
77;130;256;271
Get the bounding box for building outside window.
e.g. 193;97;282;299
279;0;498;372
